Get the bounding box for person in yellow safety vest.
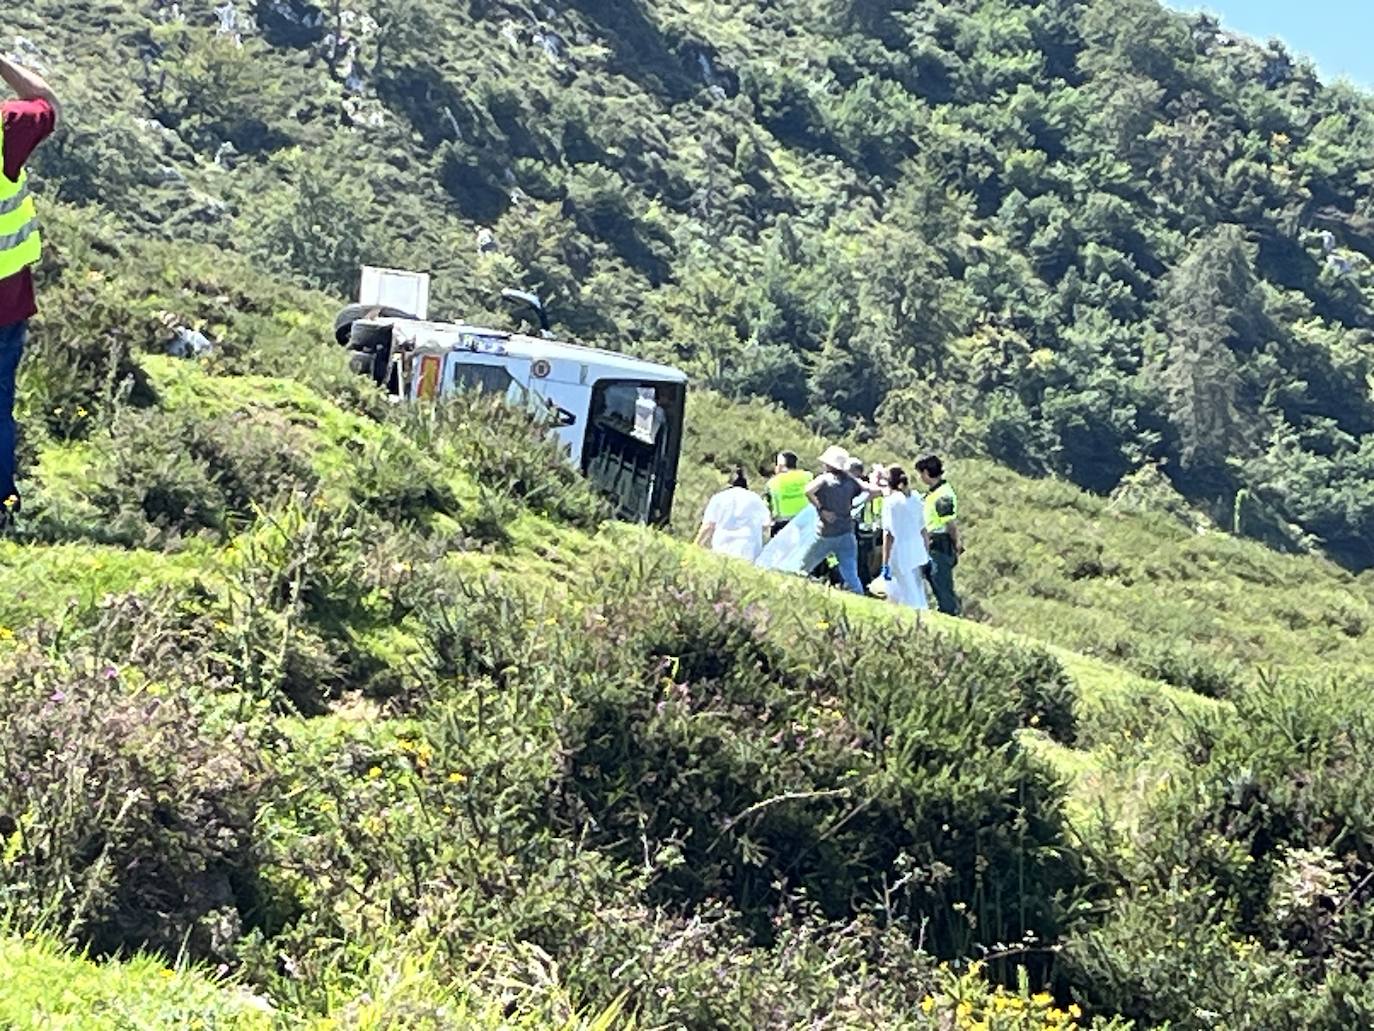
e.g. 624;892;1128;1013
916;453;962;616
766;450;811;536
861;463;887;528
0;56;59;530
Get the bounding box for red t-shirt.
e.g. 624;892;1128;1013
0;98;56;326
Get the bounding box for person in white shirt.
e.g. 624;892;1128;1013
695;466;772;561
880;464;931;610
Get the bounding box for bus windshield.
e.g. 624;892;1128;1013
583;379;686;525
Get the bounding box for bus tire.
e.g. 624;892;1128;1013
333;303;416;346
348;320;394;355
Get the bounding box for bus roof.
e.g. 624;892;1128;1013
384;318;689;384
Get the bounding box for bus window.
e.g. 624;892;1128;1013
450;361;517;398
445;358;563;426
583;380;685;525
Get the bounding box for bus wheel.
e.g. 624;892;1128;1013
333;303;416;345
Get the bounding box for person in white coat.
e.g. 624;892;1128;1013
696;465;772;561
880;465;931;610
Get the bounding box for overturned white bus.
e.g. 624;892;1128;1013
336;268;687;526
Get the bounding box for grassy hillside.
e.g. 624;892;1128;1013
674;391;1374;694
12;0;1374;568
4;213;1374;1028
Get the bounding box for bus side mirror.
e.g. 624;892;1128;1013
540;398;576;427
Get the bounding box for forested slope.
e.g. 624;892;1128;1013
13;0;1374;566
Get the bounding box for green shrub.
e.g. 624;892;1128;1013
247;669;940;1029
405;550;1078;958
20;272;155;449
347;432;460;528
213;501;367;714
0;616;273;963
240;547;1080;1021
1129;640;1245;699
41;405;321;548
1062;882;1364;1030
1064;676;1374;1024
396;393;610;531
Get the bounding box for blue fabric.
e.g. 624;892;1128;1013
799;530;864;594
0;319;26;506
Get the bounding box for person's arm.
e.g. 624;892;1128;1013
0;57;60;126
883;531;894;566
849;474;871;506
922;528;932;552
695;521;715;548
805;476;824;511
947;520;962;554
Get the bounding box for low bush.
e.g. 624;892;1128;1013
431;551;1076;956
20;272;156;447
1128;640;1246;699
396;392;610;531
1061;881;1367;1030
1063;676;1374;1024
236;544;1082;1022
0;616;274;963
347;431;461;528
30;404;320;548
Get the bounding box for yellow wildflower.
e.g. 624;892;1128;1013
366;766;382;779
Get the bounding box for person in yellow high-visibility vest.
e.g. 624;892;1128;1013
765;450;810;536
0;56;59;528
916;454;962;616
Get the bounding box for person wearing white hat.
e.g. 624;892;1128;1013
796;445;870;594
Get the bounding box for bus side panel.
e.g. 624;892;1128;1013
529;379;591;462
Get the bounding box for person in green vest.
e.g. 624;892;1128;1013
916;454;962;616
0;56;59;529
860;463;887;528
766;450;810;536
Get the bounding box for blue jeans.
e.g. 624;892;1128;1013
799;531;864;594
0;320;25;506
